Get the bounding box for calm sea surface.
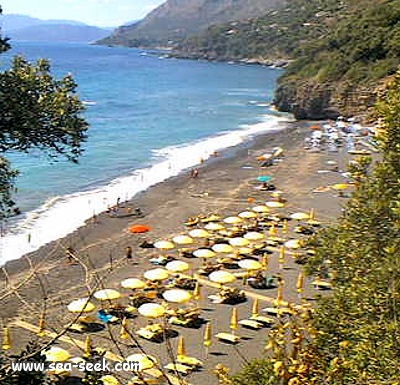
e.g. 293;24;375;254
0;41;288;264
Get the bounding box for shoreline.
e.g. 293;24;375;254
0;119;351;384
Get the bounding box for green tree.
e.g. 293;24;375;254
0;6;88;219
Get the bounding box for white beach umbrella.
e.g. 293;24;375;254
94;289;121;301
67;298;96;313
228;237;250;247
193;249;216;259
143;268;169;281
162;289;192;303
172;235;193;245
212;243;234;253
189;229;211;238
244;231;265;241
154;240;175;250
121;278;146;290
165;260;190;273
209;270;236;284
138;303;166;318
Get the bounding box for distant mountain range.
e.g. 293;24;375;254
1;14;112;43
98;0;286;47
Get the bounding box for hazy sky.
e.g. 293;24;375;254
0;0;166;27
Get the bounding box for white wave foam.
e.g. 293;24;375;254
0;114;292;265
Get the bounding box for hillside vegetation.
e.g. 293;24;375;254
98;0;286;47
178;0;400;119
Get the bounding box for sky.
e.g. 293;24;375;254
0;0;166;27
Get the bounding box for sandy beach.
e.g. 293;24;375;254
0;120;355;384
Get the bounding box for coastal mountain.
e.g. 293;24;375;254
98;0;287;47
176;0;400;120
1;14;110;43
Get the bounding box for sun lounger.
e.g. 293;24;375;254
312;280;332;290
215;332;240;344
177;355;203;368
249;315;275;325
164;363;192;375
238;319;263;329
262;307;292;316
136;324;164;341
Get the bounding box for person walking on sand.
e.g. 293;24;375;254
66;247;76;265
125;246;133;261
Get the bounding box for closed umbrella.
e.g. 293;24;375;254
120;317;129;340
121;278;146;290
297;271;304;295
138;303;166;318
144;268;169;281
209;270;236;284
2;327;11;350
94;289;121;301
193;281;201;300
230;308;238;335
67;298;96;313
203;323;212;357
252;298;259;317
177;336;186;356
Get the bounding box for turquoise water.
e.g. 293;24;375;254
1;41;287;263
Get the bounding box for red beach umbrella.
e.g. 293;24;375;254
129;224;152;233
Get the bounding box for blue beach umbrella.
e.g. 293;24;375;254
257;176;272;183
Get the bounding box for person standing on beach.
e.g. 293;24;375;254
125;246;133;261
66;247;76;264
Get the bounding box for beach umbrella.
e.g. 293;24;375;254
238;211;257;219
37;313;46;337
100;375;120;385
201;214;221;223
43;347;71;362
172;235;193;245
203;323;212;354
269;225;278;236
279;246;286;269
275;281;284;307
120;317;129;340
129;224;151;233
290;212;310;221
204;222;225;231
165;260;190;273
223;216;243;224
252;205;269;213
237;247;254;255
282;220;288;234
228;237;250;247
230;308;238;334
261;254;269;270
163;289;192;303
144;268;169;281
331;183;350;190
154;240;175;250
2;327;11;350
121;278;146;290
212;243;234;253
94;289;121;301
257;176;272;182
309;208;315;220
85;336;93;357
244;231;265;241
193;249;216;259
252;298;259;317
125;354;157;371
209;270;236;284
138;303;166;319
177;336;186;356
67;298;96;313
265;201;285;208
189;229;211;238
238;259;262;271
193;281;201;300
284;239;302;249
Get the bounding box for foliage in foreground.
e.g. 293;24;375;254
222;70;400;385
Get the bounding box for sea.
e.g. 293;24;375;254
0;41;289;265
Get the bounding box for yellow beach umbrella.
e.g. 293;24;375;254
284;239;302;249
120;317;129;340
265;201;285;208
43;346;71;362
203;323;212;347
189;229;211;238
193;249;216;259
212;243;234;253
143;268;169;281
193;281;201;300
163;289;192;303
67;298;96;313
279;246;286;268
331;183;350;190
37;313;46;337
244;231;265;241
121;278;146;290
165;260;190;273
238;211;257;219
223;216;243;224
228;237;250;247
154;240;175;250
201;214;221;223
252;298;259;317
290;212;310;221
100;375;120;385
2;327;11;350
238;259;262;271
177;335;186;356
204;222;225;231
94;289;121;301
138;303;166;318
309;208;315;220
209;270;236;284
282;219;288;234
126;354;157;371
261;254;269;270
172;235;193;245
230;308;238;333
252;205;269;213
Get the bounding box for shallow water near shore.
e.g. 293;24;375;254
0;41;287;264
